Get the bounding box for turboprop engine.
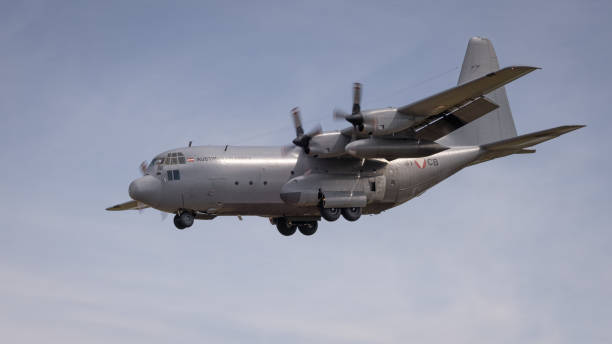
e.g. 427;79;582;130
333;83;424;138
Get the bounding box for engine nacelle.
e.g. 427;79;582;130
358;108;422;136
307;132;351;158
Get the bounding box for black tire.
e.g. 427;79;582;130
298;221;318;236
341;207;362;222
173;214;186;230
320;207;341;222
179;212;195;228
276;218;297;236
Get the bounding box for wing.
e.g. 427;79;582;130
106;200;149;211
397;66;538;140
470;125;585;165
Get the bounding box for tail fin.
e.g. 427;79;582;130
438;37;518;146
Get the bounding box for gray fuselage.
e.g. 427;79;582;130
128;145;482;219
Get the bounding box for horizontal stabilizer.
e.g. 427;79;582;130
398;66;538;118
106;200;149;211
471;125;584;165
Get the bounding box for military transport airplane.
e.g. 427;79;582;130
107;37;583;236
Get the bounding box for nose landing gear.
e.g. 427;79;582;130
174;211;195;230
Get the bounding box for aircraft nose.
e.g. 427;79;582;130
129;175;161;206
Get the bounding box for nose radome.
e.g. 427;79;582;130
128;175;161;206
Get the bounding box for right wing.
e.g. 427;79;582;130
396;66;538;141
470;125;585;165
106;200;149;211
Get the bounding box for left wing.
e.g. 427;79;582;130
106;200;148;211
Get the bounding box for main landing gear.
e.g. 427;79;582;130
173;211;194;230
320;207;362;222
274;218;318;236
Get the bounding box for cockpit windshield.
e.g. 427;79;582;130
147;157;164;171
147;152;187;171
162;152;186;165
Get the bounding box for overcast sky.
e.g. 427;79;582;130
1;1;610;343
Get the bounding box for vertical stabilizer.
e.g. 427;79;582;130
437;37;518;146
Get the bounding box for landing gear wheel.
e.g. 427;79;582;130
298;221;318;236
320;207;341;222
173;214;186;230
341;207;362;222
179;212;195;228
276;218;297;236
173;211;194;230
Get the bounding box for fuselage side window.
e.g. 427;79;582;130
166;169;180;181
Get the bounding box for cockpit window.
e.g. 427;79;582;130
148;157;163;170
163;152;186;165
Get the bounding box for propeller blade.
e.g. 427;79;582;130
287;107;321;155
281;144;297;156
291;107;304;137
333;83;364;133
352;82;362;114
333;108;350;120
140;161;147;175
305;123;322;138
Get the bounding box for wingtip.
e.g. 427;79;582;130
508;65;541;71
555;125;586;135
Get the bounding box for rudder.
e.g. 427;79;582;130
437;37;518;146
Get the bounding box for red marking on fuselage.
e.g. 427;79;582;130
414;159;427;169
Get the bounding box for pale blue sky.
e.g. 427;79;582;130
0;1;610;343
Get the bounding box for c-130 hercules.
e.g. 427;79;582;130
107;37;583;236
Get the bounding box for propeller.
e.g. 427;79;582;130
282;107;322;155
139;161;148;175
333;83;365;132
